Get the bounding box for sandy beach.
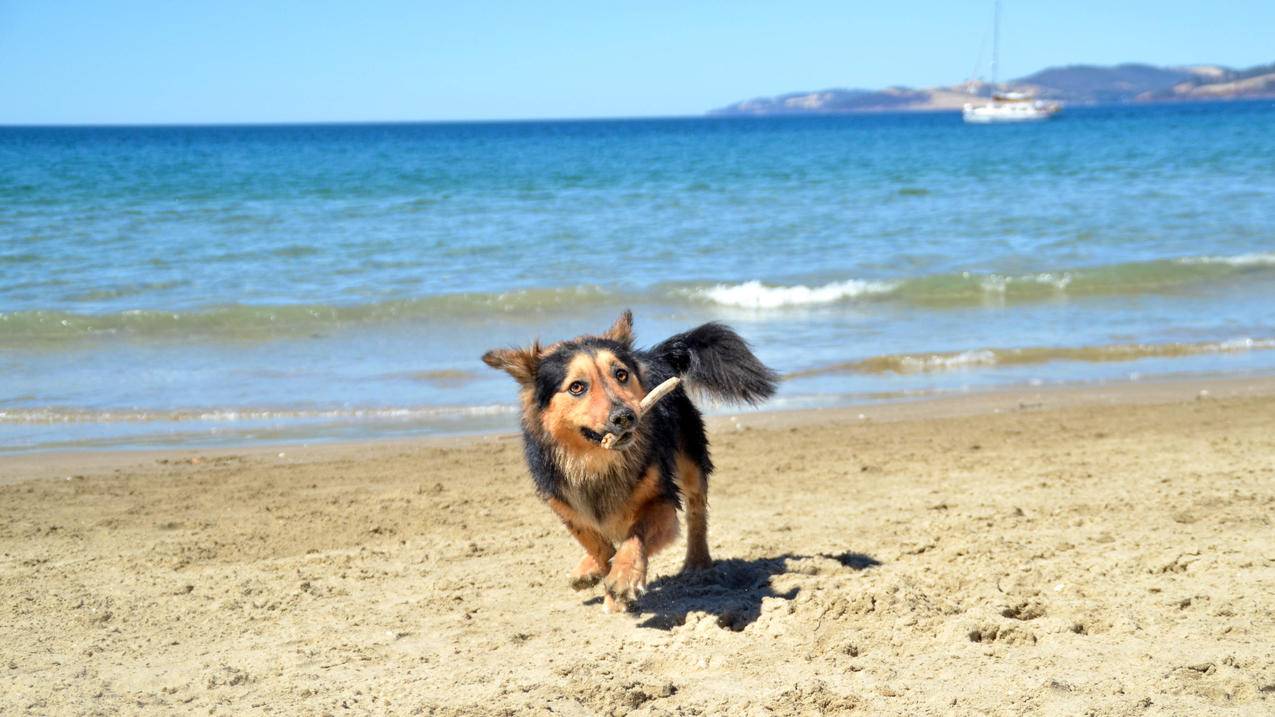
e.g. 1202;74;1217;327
3;376;1274;715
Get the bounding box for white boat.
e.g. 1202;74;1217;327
962;1;1061;124
963;92;1061;123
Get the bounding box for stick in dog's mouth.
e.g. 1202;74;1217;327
580;427;608;444
582;426;633;447
600;377;681;450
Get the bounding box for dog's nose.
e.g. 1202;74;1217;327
608;406;636;431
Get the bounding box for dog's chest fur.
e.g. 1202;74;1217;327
558;471;635;533
551;440;650;540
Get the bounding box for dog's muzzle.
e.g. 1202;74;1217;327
607;405;636;432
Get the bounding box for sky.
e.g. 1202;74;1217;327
2;0;1272;124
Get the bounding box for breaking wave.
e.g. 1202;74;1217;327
687;279;898;308
689;253;1275;309
0;286;617;345
789;337;1275;377
4;252;1274;343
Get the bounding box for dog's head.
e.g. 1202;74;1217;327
483;311;649;453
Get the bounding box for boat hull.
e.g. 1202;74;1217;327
963;101;1061;124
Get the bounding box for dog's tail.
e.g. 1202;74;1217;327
650;323;778;405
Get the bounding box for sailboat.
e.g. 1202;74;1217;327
962;1;1061;123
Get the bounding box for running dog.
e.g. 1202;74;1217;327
482;311;777;612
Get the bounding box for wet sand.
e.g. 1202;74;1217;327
3;376;1274;715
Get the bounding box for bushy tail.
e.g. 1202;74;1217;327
650;323;778;405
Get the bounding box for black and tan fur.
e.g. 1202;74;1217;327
483;311;777;612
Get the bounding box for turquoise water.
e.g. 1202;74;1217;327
3;102;1274;451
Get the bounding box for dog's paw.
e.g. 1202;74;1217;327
569;554;607;591
570;573;602;591
602;577;644;613
680;554;713;573
603;544;647;611
603;592;625;614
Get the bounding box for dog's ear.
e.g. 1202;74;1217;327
482;341;542;385
601;309;634;348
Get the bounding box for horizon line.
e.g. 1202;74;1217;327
5;98;1273;129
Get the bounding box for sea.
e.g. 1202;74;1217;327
3;101;1274;452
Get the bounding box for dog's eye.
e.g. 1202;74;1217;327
567;381;587;396
613;368;629;383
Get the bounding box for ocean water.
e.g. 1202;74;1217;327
3;102;1274;452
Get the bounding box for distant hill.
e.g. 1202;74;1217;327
709;61;1275;116
1014;64;1198;103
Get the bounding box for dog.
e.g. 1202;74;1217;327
482;311;777;612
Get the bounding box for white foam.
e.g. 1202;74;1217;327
898;350;998;372
1032;272;1074;290
1176;253;1275;267
1215;337;1275;351
0;404;519;424
690;279;896;308
977;272;1073;293
978;275;1009;293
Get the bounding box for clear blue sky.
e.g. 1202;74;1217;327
2;0;1271;124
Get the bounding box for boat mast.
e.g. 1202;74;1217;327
991;0;1000;87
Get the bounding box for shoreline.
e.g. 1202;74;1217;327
3;368;1273;713
4;371;1273;484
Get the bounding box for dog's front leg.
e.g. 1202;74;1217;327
547;498;614;590
567;529;614;591
604;499;678;612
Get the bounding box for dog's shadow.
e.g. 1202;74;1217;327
610;551;880;630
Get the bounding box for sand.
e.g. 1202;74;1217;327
3;377;1274;715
